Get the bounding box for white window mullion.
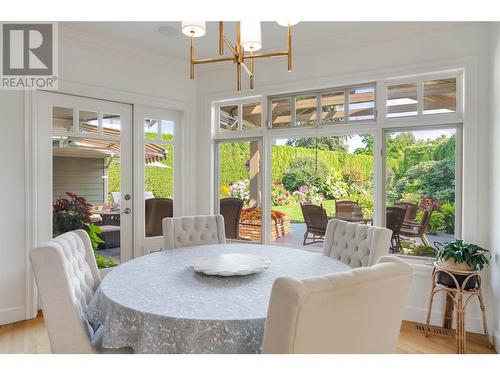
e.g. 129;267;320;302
291;96;296;127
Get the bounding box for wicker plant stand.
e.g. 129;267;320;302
424;262;491;353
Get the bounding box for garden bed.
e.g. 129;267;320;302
238;208;291;242
239;216;291;242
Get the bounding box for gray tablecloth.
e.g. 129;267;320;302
85;243;350;353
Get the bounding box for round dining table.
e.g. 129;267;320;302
85;243;350;354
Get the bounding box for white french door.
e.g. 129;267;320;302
36;91;133;264
133;105;181;256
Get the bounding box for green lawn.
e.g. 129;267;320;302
272;199;336;223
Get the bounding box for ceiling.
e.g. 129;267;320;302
60;21;467;63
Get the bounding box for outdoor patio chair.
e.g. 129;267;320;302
145;198;173;237
300;203;329;246
335;200;358;214
395;201;418;226
220;198;244;240
399;208;433;246
386;206;406;253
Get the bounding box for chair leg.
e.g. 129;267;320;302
421;233;430;246
303;231;308;246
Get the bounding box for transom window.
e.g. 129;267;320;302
268;83;376;129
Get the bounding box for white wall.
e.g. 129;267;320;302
488;22;500;350
0;28;196;324
194;23;495;335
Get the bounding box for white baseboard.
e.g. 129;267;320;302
0;306;25;325
404;305;485;334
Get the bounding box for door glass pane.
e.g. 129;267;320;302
219;140;261;242
102;113;121;136
52;133;122;267
271;97;292;128
242;102;261;130
385;128;456;256
387;83;418;118
295;95;317;126
348;86;375;121
271;135;374;248
160;120;174;140
219;105;238;132
321;92;345;124
144;118;158;140
144;142;174;237
423;78;457;114
79;110;99;134
52;106;73;131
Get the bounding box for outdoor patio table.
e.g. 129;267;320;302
333;213;373;224
85;243;350;354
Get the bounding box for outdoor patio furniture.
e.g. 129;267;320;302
335;200;358;214
111;191;155;206
399;208;433;246
386;206;406;253
145;198;173;237
97;225;121;249
300;203;329;246
395;201;418;226
219;198;244;240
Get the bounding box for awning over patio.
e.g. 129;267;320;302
53;123;167;164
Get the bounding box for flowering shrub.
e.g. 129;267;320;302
419;197;441;211
240;208;287;222
271;182;294;206
292;185;324;205
52;192;114;268
53;192;94;236
323;173;348;200
229;179;250;205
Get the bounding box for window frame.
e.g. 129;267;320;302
211;69;464;254
266;82;377;130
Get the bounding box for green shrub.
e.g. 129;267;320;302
441;202;455;234
428;211;445;234
282;156;330;193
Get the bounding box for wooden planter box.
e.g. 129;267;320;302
239;216;291;242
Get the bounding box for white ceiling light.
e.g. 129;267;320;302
276;21;300;27
181;21;206;38
240;21;262;52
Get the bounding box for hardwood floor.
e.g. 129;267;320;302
0;315;495;354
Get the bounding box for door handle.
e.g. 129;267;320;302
121;208;131;214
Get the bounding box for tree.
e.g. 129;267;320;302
354;134;374;155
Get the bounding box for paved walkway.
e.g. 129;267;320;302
272;223;454;251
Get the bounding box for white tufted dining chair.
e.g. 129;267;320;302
322;219;392;268
162;215;226;250
262;256;413;354
30;229;131;354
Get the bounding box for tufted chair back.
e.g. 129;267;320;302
262;256;413;353
162;215;227;250
322;219;392;268
30;229;101;353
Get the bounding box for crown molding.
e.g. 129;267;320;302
58;25;187;71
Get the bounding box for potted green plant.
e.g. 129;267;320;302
435;240;490;289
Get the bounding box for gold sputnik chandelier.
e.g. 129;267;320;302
181;21;298;91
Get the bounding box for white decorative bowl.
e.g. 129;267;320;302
193;253;271;276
